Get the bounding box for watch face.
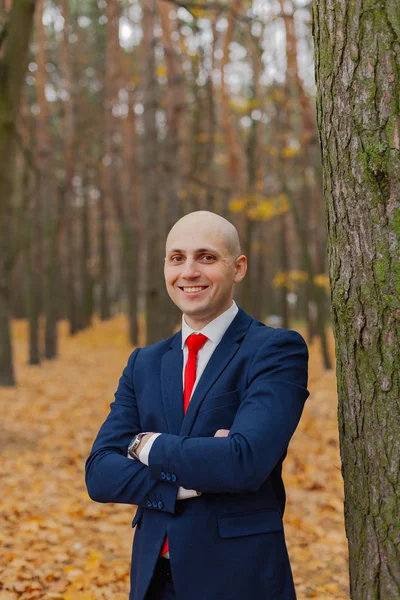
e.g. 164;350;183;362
128;435;139;457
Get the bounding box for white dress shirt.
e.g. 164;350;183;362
139;300;239;477
138;301;238;558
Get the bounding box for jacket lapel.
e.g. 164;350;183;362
179;309;252;437
161;332;184;434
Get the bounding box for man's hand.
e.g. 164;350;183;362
214;429;230;437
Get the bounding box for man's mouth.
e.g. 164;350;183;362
179;286;208;294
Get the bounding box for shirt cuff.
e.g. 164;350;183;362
177;487;201;500
139;434;201;500
138;433;161;465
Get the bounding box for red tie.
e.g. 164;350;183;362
183;333;208;413
160;333;208;557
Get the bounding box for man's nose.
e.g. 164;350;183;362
181;259;200;278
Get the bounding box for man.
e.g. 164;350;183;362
85;211;309;600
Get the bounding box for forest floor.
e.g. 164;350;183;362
0;316;349;600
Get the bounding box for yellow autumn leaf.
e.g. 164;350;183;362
229;99;252;113
272;272;288;288
191;7;211;18
282;145;301;158
290;270;308;283
314;273;330;290
247;194;290;221
229;199;246;213
156;64;167;78
263;145;279;156
272;270;309;288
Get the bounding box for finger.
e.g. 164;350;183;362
214;429;230;437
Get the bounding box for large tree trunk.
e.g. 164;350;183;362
0;0;36;385
313;2;400;599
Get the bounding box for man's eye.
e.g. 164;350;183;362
171;256;183;262
201;255;215;261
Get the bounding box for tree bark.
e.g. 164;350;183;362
141;0;178;344
60;0;80;336
121;69;140;346
35;0;59;358
313;2;400;598
104;0;140;344
0;0;36;385
80;170;94;329
279;214;290;329
19;121;40;365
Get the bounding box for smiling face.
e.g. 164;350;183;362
164;212;247;330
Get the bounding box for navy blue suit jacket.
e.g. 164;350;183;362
85;308;309;600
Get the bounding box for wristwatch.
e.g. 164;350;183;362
128;432;149;460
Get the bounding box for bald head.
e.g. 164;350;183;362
164;211;247;328
166;211;241;261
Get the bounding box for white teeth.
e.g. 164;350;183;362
183;287;205;293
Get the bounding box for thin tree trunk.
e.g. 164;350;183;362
98;181;110;321
279;214;290;329
0;0;36;385
20;120;40;365
43;193;59;358
60;0;81;335
314;2;400;598
220;0;245;196
240;216;255;315
105;0;140;344
141;0;175;344
121;61;141;345
252;223;265;322
280;0;330;354
274;95;332;367
157;0;184;226
35;0;59;358
80;172;94;328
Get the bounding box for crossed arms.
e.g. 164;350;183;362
85;330;309;512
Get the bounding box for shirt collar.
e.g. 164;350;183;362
181;301;239;349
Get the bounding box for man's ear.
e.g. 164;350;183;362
233;255;247;283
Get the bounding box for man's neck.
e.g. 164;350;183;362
183;301;235;331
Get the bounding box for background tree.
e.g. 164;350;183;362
313;2;400;598
0;0;36;385
1;0;333;385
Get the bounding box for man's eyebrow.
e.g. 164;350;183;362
167;248;220;254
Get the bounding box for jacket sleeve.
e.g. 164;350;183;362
148;330;309;494
85;348;178;514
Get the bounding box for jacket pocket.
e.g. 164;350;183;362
132;508;143;528
217;509;283;538
199;389;240;413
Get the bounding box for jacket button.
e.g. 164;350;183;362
166;473;171;481
152;501;158;508
158;501;164;509
147;500;152;508
161;471;166;480
171;474;177;482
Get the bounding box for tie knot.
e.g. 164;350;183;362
186;333;208;353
